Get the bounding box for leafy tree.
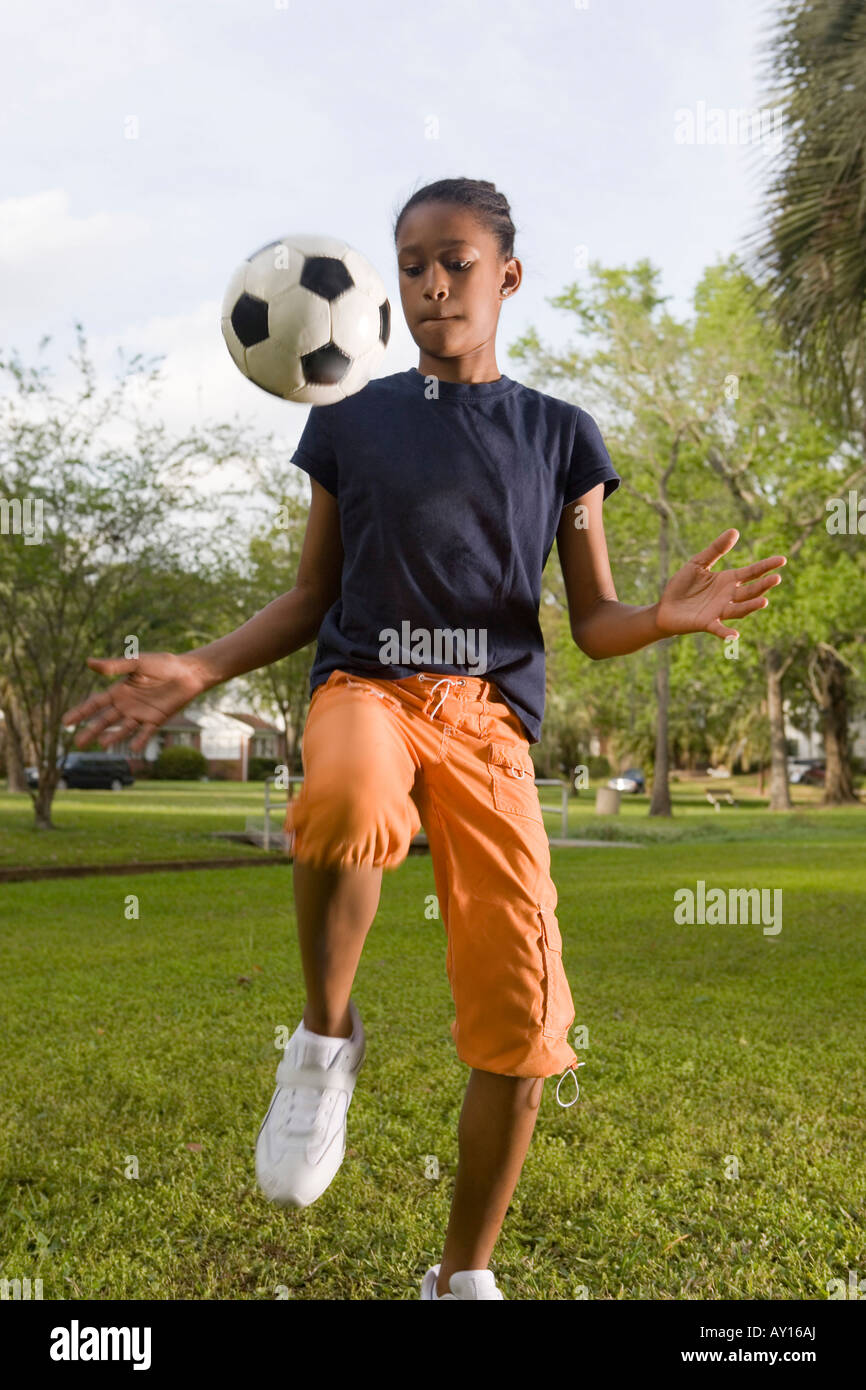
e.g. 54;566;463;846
514;255;862;813
0;327;250;827
745;0;866;440
222;445;320;774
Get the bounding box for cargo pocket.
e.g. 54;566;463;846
487;743;543;820
538;905;575;1039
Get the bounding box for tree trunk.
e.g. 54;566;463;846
765;649;792;811
1;699;28;792
649;639;673;816
811;645;860;805
649;491;673;817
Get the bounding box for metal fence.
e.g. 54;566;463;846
257;774;571;850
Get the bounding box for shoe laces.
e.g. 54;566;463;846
275;1086;332;1142
274;1053;340;1144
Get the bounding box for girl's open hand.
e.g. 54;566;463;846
62;652;210;754
656;529;786;640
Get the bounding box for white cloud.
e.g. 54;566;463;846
0;190;143;263
0;190;150;332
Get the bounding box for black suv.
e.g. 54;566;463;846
26;753;135;790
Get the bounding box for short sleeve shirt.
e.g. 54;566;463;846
290;367;620;743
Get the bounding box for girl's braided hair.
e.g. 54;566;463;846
393;177;517;261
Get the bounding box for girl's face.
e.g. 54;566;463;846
395;202;520;378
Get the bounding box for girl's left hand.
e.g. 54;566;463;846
656;529;786;640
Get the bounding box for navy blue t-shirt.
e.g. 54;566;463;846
290;367;620;744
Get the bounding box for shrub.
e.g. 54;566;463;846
153;745;208;780
247;756;281;781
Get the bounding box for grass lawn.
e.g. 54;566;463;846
0;782;277;867
1;798;864;1299
1;775;861;869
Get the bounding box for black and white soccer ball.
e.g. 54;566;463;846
221;234;391;404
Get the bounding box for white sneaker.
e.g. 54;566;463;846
420;1263;505;1300
255;999;365;1208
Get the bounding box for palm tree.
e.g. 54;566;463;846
743;0;866;442
742;0;866;806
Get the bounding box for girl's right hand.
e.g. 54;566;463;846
61;652;212;754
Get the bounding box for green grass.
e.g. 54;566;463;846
1;813;864;1299
2;775;862;870
0;782;276;867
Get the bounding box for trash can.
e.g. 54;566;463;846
595;786;621;815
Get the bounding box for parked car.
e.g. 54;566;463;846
788;758;825;785
794;762;825;786
607;767;645;794
27;753;134;790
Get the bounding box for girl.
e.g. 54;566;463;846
63;177;785;1301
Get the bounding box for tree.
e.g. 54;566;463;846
512;259;793;815
687;259;865;808
745;0;866;443
0;327;250;828
225;444;323;772
512;255;863;814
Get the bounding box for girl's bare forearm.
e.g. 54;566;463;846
573;598;666;659
187;587;326;688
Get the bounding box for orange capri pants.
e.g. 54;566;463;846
283;669;579;1080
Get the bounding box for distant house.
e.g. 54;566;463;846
104;713;203;775
182;708;281;781
224;713;281;763
59;706;282;781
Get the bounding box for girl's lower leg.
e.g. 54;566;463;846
435;1069;544;1297
292;856;382;1039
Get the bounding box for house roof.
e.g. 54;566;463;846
161;714;202;730
225;712;280;732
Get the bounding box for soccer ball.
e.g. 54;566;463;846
221;233;391;404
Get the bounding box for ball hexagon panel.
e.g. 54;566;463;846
244;241;304;302
244;335;307;400
342;247;386;303
269;283;332;357
330;285;383;357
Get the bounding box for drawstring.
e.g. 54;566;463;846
555;1061;586;1108
418;675;466;719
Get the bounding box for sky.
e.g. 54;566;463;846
0;0;786;456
